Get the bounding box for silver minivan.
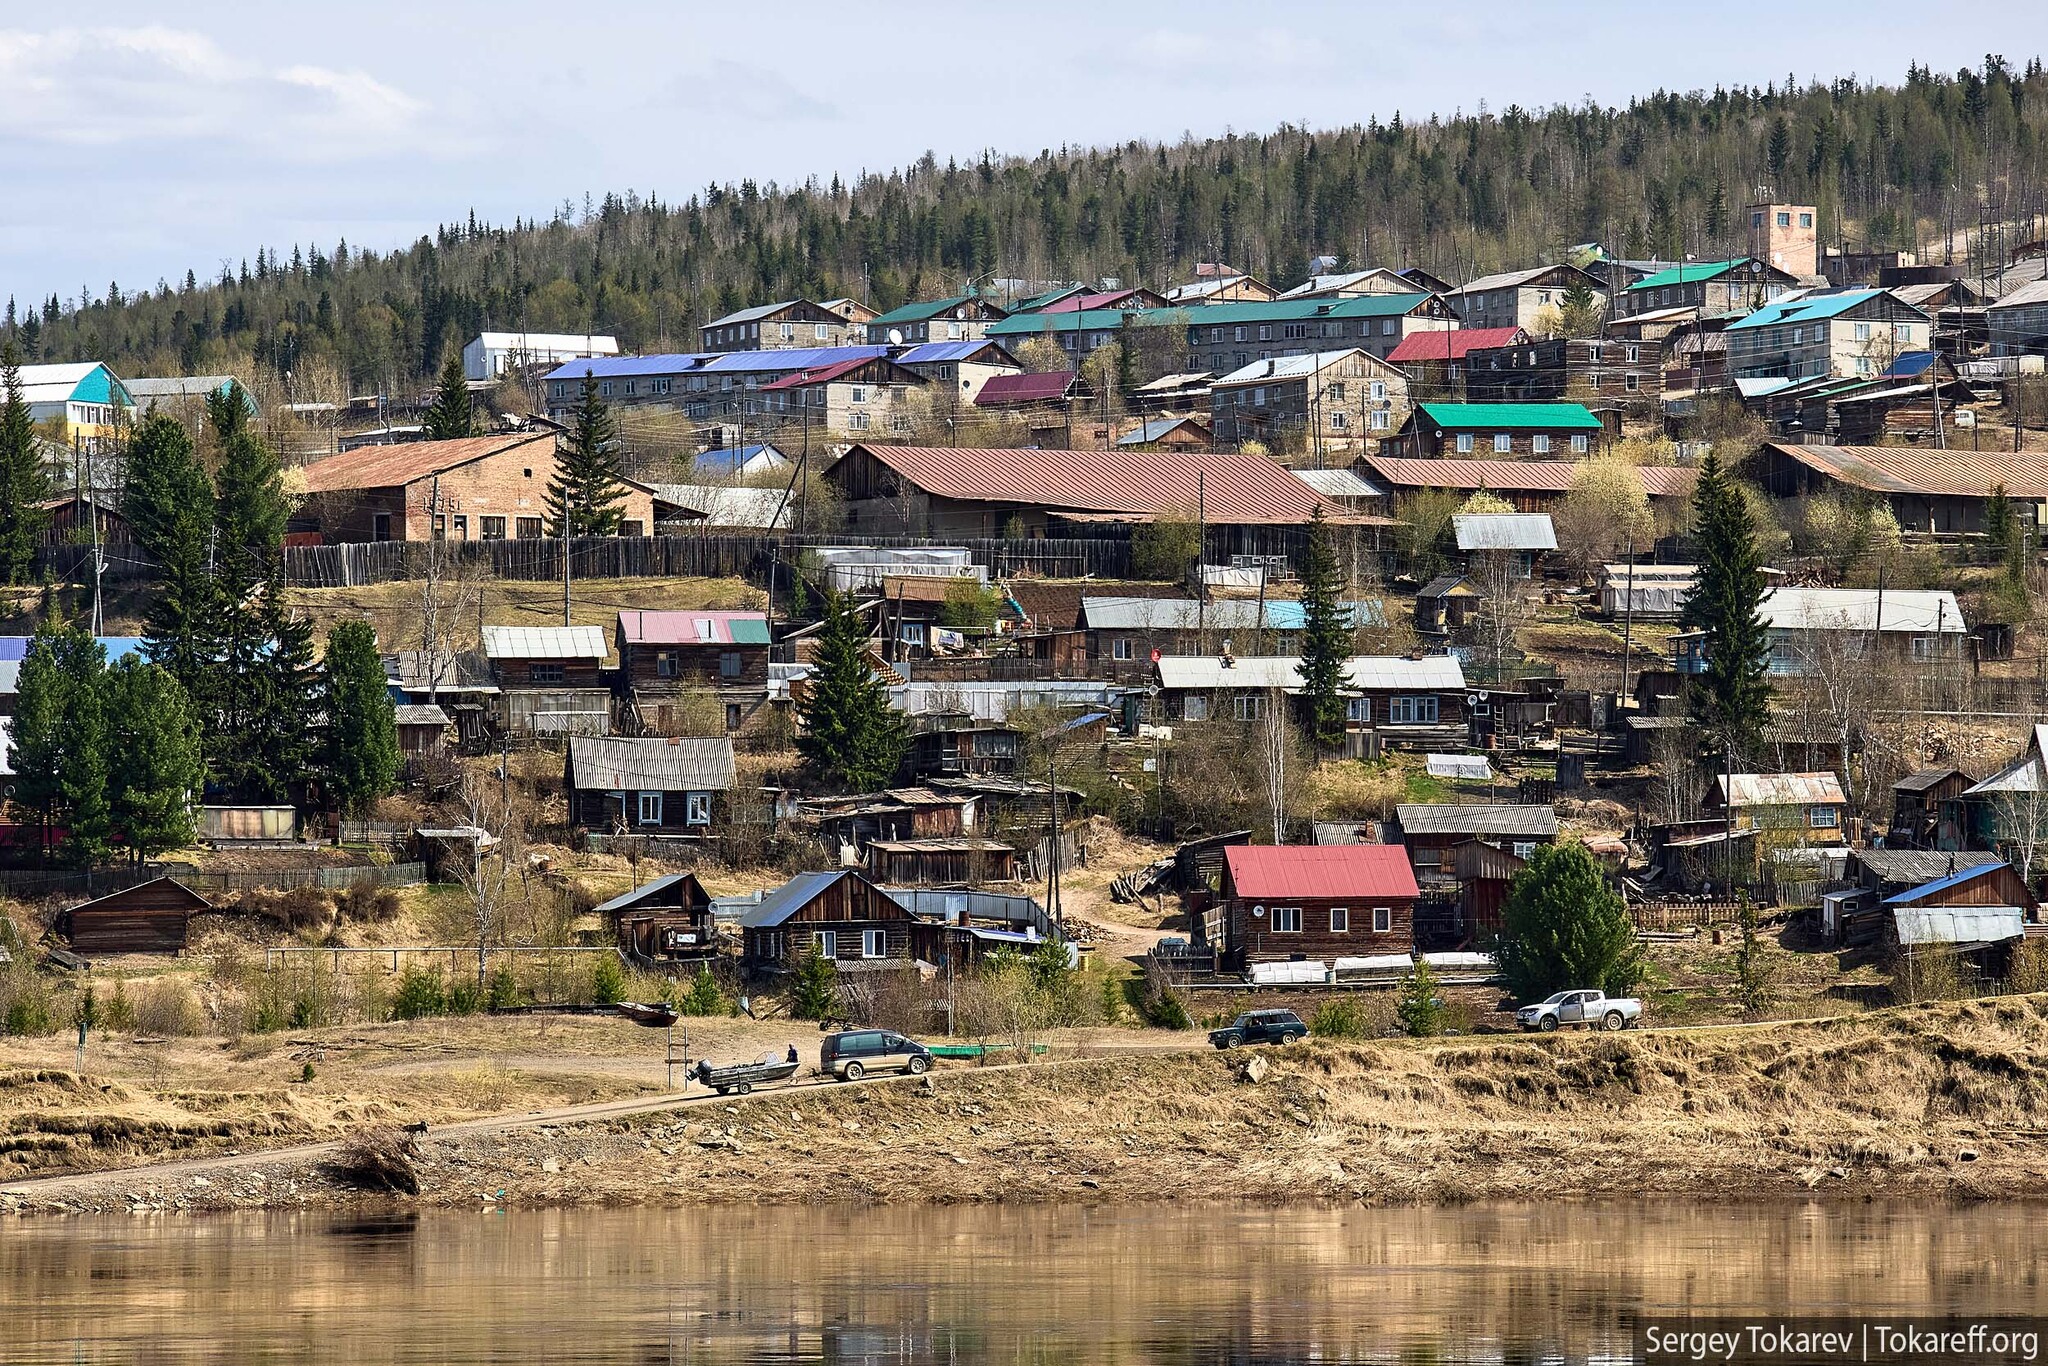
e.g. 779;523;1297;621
819;1029;933;1081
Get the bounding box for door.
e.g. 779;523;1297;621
1559;992;1589;1024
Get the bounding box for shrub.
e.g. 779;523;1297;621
99;977;135;1032
2007;937;2048;995
588;954;627;1006
1396;960;1446;1037
789;948;838;1021
446;976;483;1015
1893;948;1965;1004
485;966;523;1011
1310;997;1391;1039
131;979;205;1036
679;966;727;1017
391;965;447;1020
333;1127;419;1194
336;880;401;924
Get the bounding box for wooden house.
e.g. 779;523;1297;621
392;703;452;756
1704;772;1848;846
1415;575;1480;635
1219;844;1420;967
1388;401;1606;459
564;735;737;838
614;609;770;733
1882;861;2035;963
483;625;611;737
1389;804;1559;882
1448;839;1527;942
1463;336;1661;407
1890;767;1973;850
56;878;211;955
1151;654;1468;749
738;870;920;970
903;714;1023;781
591;872;717;964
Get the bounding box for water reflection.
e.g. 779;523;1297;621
1;1202;2040;1364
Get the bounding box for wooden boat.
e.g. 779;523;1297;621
615;1001;681;1028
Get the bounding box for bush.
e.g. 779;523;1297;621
1893;948;1965;1003
131;978;205;1036
1129;513;1201;581
99;977;135;1032
588;954;627;1006
2007;937;2048;995
485;966;523;1011
446;976;483;1015
336;880;401;924
789;948;838;1021
1;966;56;1036
391;964;447;1020
1310;997;1393;1039
679;966;728;1017
1396;961;1446;1038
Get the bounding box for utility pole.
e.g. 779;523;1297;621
1616;529;1636;706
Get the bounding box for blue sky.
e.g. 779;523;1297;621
2;1;2042;307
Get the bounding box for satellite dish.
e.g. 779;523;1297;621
887;328;904;346
1252;904;1267;919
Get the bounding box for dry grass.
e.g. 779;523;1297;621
284;575;763;655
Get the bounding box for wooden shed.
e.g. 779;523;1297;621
55;878;212;955
866;838;1020;886
591;871;716;964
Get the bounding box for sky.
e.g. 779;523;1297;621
2;0;2044;308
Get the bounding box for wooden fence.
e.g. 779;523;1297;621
1630;900;1741;932
0;860;426;902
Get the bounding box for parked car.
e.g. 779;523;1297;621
1515;990;1642;1032
1208;1008;1308;1049
819;1029;933;1081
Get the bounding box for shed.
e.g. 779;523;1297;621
1415;575;1480;634
56;878;212;955
392;703;452;755
1889;767;1973;849
593;872;717;963
866;838;1019;886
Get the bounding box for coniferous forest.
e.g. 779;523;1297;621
7;58;2047;398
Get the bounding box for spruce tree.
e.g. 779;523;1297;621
424;354;475;440
322;619;400;821
544;372;628;536
1984;483;2013;557
209;384;287;602
127;414;222;710
15;627;112;866
1495;841;1643;1001
105;658;204;860
796;589;908;792
1294;507;1352;751
0;343;51;585
1678;453;1773;759
11;626;66;860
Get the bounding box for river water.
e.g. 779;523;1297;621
2;1201;2040;1363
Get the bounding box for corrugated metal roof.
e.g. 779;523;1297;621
1760;443;2048;500
301;433;554;493
831;445;1352;526
1293;468;1385;499
1716;772;1846;807
738;870;859;928
1419;402;1603;431
895;340;1014;365
541;353;710;381
618;610;770;646
1394;804;1558;837
1449;266;1563;295
866;294;986;327
482;625;608;660
1883;861;2012;904
1891;905;2025;946
15;361;129;407
694;345;889;374
1037;289;1149;313
1212;349;1369;386
1361;456;1696;499
1761;587;1967;635
566;736;736;792
1625;259;1748;292
1853;849;2000;883
1081;597;1378;631
1892;766;1970;794
1453;513;1557;551
392;704;450;727
1728;288;1911;331
1225;844;1419;900
974;371;1075;405
590;871;703;917
1989;278;2048;309
649;484;791;529
757;356;880;391
1154;654;1464;692
1384;327;1525;363
1117;417;1212;446
704;300;810;328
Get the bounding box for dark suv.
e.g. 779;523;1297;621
820;1029;933;1081
1208;1008;1308;1049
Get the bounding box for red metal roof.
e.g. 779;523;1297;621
1038;289;1144;314
758;356;876;391
618;610;770;645
299;433;554;493
975;371;1077;406
1225;844;1420;901
1761;443;2048;500
1384;327;1526;364
835;445;1354;525
1361;455;1697;499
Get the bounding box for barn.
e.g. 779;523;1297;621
55;878;213;955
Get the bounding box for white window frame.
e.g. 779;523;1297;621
1372;906;1392;933
1810;805;1840;829
1455;433;1475;453
1493;433;1512;453
1532;434;1550;454
1330;907;1349;933
1571;434;1589;453
637;792;663;826
816;930;838;958
1271;906;1302;933
1112;637;1134;661
1370;409;1390;430
685;792;712;826
1388;695;1439;725
862;929;886;959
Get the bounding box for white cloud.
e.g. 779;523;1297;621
0;25;424;156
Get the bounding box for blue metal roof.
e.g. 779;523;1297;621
1881;350;1939;379
738;870;911;929
1883;860;2011;905
693;444;787;477
0;635;145;663
542;353;709;381
692;346;889;374
896;340;1007;364
590;872;701;917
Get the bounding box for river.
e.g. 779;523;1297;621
3;1201;2040;1363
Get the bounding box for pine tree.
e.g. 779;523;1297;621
1679;453;1773;758
796;589;909;792
208;384;287;602
127;414;222;710
1496;841;1643;1001
1984;483;2013;556
423;354;475;440
0;344;51;585
1294;507;1352;751
15;627;112;867
105;658;204;860
544;372;628;536
323;620;400;821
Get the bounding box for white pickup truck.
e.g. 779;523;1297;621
1515;989;1643;1032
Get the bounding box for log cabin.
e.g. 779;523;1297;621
564;736;737;838
591;871;718;964
738;870;920;971
56;878;212;955
1220;844;1419;967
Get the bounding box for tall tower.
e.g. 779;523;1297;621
1747;203;1819;278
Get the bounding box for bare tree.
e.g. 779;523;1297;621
1469;549;1536;676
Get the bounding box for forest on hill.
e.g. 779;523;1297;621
8;56;2048;401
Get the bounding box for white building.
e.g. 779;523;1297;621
463;332;621;381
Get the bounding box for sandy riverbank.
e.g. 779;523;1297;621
7;995;2048;1215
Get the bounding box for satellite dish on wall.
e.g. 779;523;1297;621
887;328;904;346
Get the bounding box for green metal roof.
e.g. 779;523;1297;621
866;294;981;327
1418;402;1604;431
987;291;1434;338
1726;288;1901;332
728;618;773;645
1624;259;1747;293
986;307;1145;336
1006;286;1083;314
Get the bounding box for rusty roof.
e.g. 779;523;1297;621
832;445;1354;525
1362;456;1696;499
1760;443;2048;500
1716;772;1846;807
299;432;555;493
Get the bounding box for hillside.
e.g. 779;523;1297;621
10;58;2047;398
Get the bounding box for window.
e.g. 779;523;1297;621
1271;906;1302;933
1183;694;1209;722
480;516;507;540
1387;695;1439;724
619;520;643;538
529;662;565;685
1233;694;1265;721
815;323;829;340
1911;635;1938;660
1792;327;1804;345
849;412;869;430
1512;842;1537;860
373;513;392;542
452;515;468;540
686;793;712;826
1346;697;1370;722
1777;211;1792;227
1800;212;1813;228
516;517;543;539
637;792;663;826
1370;381;1387;401
624;380;636;395
720;652;742;679
1810;806;1839;829
725;703;743;731
1624;372;1640;392
599;381;614;397
862;929;886;959
1330;907;1349;933
1282;323;1307;340
1854;322;1871;341
1370;409;1390;431
780;323;794;340
1233;326;1248;342
1326;382;1346;402
1571;434;1589;454
1382;319;1396;336
1112;637;1134;661
1493;433;1512;453
1372;906;1392;933
1587;344;1603;364
816;930;838;958
1252;387;1266;405
1752;211;1766;228
1330;411;1347;429
1532;434;1550;455
1624;344;1639;363
1455;433;1475;453
850;386;868;403
1257;325;1272;341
